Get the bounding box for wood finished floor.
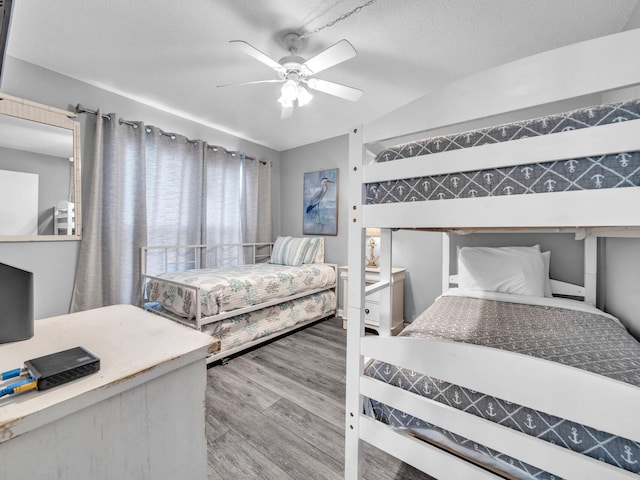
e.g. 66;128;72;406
205;316;434;480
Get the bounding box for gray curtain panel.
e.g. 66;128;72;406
71;113;273;312
71;112;147;311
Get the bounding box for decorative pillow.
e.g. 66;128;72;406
302;237;321;264
313;237;325;263
458;245;546;297
269;236;310;266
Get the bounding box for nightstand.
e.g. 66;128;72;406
339;266;406;335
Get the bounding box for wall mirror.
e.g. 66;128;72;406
0;93;81;241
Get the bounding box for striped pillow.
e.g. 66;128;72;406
302;237;321;264
269;236;310;266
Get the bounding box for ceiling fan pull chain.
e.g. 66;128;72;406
300;0;378;39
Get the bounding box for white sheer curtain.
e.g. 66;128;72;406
202;149;272;266
204;148;243;247
145;128;204;273
245;155;272;263
71;113;272;311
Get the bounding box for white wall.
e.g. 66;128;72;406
0;57;280;319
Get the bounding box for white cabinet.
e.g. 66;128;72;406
0;304;213;480
340;266;406;335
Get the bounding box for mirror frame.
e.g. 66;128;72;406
0;93;81;241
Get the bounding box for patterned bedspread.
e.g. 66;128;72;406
145;263;336;319
202;290;336;352
366;99;640;205
365;294;640;479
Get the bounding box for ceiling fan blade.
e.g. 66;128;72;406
217;79;283;88
306;78;363;102
303;39;357;74
230;40;283;71
281;105;294;120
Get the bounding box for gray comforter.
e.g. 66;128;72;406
365;294;640;479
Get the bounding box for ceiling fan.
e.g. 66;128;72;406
219;32;363;119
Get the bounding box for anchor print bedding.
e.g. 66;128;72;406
365;99;640;205
364;291;640;479
145;263;336;319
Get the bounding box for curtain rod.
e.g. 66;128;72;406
75;103;264;164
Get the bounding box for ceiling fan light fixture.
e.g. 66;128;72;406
277;94;294;108
277;78;313;108
297;86;313;106
226;31;362;116
278;79;299;105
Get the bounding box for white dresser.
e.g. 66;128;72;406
339;266;406;335
0;304;214;480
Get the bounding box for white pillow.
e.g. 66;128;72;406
312;237;325;263
458;245;546;297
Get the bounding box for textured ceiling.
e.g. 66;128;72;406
5;0;640;151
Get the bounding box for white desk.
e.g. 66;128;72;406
0;304;214;480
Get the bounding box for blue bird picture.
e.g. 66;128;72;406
303;168;338;235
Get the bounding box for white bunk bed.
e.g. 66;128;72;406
345;28;640;480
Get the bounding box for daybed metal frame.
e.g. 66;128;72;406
141;242;337;363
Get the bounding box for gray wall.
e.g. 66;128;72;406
0;57;280;319
0;146;71;235
279;133;444;321
279;135;349;266
602;238;640;339
599;84;640;339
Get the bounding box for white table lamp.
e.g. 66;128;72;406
365;228;381;267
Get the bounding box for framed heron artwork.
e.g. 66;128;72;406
303;168;338;235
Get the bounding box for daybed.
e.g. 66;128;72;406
141;237;337;363
345;28;640;480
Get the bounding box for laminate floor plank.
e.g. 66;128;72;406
221;354;345;428
265;396;345;465
206;464;225;480
206;363;281;411
248;344;346;401
205;413;229;446
296;319;349;345
269;331;347;379
207;380;343;480
208;429;295;480
204;366;280;444
206;316;434;480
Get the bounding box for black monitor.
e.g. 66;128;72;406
0;261;34;343
0;0;14;90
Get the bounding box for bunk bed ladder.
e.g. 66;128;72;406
345;125;366;479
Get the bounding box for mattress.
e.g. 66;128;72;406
145;263;336;319
201;289;336;352
365;290;640;479
366;99;640;205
